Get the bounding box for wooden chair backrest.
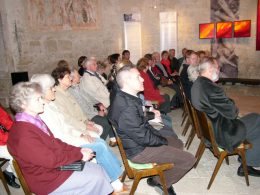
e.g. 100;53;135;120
195;109;221;156
189;103;202;139
12;159;32;195
112;127;135;178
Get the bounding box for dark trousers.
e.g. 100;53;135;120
91;115;115;140
240;113;260;167
159;94;171;114
131;136;196;188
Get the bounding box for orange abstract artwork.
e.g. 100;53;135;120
234;20;251;37
199;23;215;39
216;22;232;38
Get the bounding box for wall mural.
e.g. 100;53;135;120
210;0;239;78
28;0;98;30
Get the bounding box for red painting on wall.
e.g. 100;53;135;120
257;0;260;50
199;23;215;39
234;20;251;37
216;22;233;38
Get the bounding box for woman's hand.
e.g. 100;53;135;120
81;134;95;143
80;148;95;161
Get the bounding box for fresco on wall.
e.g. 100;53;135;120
28;0;98;30
211;0;239;78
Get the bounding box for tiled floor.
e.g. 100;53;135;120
1;108;260;195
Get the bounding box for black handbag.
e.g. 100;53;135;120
58;160;85;171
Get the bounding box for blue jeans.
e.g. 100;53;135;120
81;138;123;181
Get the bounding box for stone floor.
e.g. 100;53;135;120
1;108;260;195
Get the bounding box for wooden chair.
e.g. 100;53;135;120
193;109;252;189
0;158;10;195
184;98;199;149
176;78;188;127
12;159;32;195
112;127;173;195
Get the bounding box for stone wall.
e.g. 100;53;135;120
0;0;259;107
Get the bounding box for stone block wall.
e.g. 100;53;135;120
0;0;259;107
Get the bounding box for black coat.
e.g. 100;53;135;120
108;90;167;159
191;76;246;152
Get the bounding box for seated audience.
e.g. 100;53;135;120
178;48;188;74
51;66;103;138
191;57;260;177
0;105;20;188
108;65;196;195
137;58;171;114
77;56;87;76
180;50;199;100
80;57;110;108
8;82;113;195
168;48;179;73
121;50;133;65
144;53;181;108
152;51;170;78
31;74;125;192
69;68;116;146
161;50;172;76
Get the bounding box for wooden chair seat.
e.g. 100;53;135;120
193;109;252;189
112;127;173;195
12;159;32;195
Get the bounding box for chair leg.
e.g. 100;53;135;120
239;150;250;186
182;120;191;136
194;142;205;168
181;113;187;127
207;152;227;189
158;171;168;195
185;128;195;150
0;171;11;195
129;175;142;195
225;156;229;165
120;171;127;182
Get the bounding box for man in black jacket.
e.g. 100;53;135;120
108;65;195;195
191;57;260;177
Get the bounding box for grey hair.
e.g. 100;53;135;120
9;82;42;113
30;74;55;95
116;64;136;89
187;65;199;82
83;57;96;68
198;57;216;74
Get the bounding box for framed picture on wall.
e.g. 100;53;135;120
234;20;251;37
216;21;233;38
199;23;215;39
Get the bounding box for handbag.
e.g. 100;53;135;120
58;160;85;171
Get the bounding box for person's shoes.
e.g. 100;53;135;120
3;171;20;188
167;186;177;195
147;177;161;188
147;178;177;195
237;165;260;177
237;156;241;163
109;140;117;147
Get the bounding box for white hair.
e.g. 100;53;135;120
187;65;199;82
84;57;96;68
116;65;136;89
30;74;55;95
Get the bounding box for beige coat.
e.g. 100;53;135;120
80;71;110;108
54;86;102;137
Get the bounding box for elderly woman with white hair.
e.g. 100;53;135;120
7;82;113;195
31;74;125;193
